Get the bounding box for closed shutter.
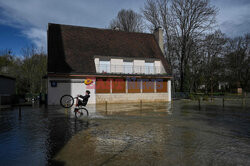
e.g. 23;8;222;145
128;79;141;93
112;79;126;93
142;79;154;93
96;78;111;93
156;80;168;92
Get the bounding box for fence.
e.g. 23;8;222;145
172;92;250;108
194;93;250;109
95;64;166;75
173;92;190;99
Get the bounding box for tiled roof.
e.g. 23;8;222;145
48;23;171;75
0;75;16;80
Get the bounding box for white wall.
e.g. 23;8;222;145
133;60;145;74
48;78;96;105
94;58;100;72
168;80;171;101
110;58;123;73
96;93;169;103
154;61;166;74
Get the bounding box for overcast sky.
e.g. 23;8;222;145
0;0;249;54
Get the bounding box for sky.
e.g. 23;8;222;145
0;0;249;55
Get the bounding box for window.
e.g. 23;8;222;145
124;61;133;74
145;62;154;74
99;61;110;73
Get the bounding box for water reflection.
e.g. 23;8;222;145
0;105;89;166
0;101;250;166
95;102;172;117
54;101;250;166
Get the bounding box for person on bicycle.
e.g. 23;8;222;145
76;90;90;107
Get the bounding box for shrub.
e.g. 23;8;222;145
189;94;196;100
203;95;209;101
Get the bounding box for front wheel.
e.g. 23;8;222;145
60;95;74;108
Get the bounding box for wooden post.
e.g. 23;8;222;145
45;94;48;108
244;92;247;106
19;106;21;119
210;93;213;102
198;98;201;110
39;93;42;106
222;98;224;108
242;96;244;107
140;100;142;111
242;94;246;107
105;101;107;113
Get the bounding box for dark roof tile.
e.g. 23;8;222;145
48;23;171;74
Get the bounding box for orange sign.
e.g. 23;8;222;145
84;79;93;85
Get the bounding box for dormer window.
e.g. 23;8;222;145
99;60;110;73
95;57;165;75
124;61;133;74
145;62;154;74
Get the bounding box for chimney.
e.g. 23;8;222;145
153;27;164;54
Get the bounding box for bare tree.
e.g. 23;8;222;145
201;30;226;93
142;0;178;91
0;46;47;95
20;46;47;94
0;49;14;74
142;0;217;91
109;9;144;32
142;0;174;63
224;34;250;91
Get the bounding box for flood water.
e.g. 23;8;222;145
0;100;250;166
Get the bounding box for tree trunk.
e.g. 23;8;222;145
180;44;186;92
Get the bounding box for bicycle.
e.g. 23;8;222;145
60;95;89;118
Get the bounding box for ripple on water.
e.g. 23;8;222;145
0;101;250;166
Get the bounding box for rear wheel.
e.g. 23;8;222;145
74;107;89;118
60;95;74;108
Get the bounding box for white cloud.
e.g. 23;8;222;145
0;0;249;49
0;0;144;49
22;28;47;49
212;0;250;37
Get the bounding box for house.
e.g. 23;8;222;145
47;23;172;105
0;75;16;105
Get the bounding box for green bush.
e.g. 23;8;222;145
189;94;196;100
203;95;209;101
189;94;193;100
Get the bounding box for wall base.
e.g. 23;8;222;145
96;93;169;104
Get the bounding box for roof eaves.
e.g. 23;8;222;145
0;75;16;80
